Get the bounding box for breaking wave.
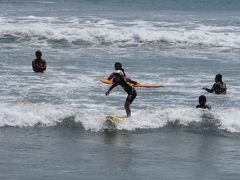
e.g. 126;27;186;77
0;102;240;134
0;16;240;49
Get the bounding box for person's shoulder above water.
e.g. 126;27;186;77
196;104;211;110
214;81;227;94
32;50;47;73
202;74;227;95
196;95;211;110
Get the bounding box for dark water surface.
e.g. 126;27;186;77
1;127;240;180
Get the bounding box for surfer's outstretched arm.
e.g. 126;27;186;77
203;84;216;93
106;83;118;96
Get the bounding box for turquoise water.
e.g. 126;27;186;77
0;0;240;179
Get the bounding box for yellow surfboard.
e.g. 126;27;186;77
100;79;164;88
106;114;124;123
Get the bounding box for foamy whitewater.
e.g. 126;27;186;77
1;1;240;179
1;0;240;133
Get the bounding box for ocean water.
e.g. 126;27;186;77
1;0;240;179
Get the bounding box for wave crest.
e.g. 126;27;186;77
0;103;240;134
0;16;240;49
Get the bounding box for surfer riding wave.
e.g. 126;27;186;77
106;63;137;117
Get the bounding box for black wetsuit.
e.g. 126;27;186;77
205;82;227;94
112;75;137;103
196;104;211;110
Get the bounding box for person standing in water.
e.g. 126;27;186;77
202;74;227;94
32;50;47;73
106;63;138;117
196;95;211;110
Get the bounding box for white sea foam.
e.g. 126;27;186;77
0;16;240;49
0;101;240;133
99;108;240;133
0;16;239;134
0;103;75;127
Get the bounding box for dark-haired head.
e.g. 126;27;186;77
199;95;207;106
215;74;222;83
114;62;126;76
114;62;122;70
35;50;42;58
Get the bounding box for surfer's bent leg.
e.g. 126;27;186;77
125;90;137;117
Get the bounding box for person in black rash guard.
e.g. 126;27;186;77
202;74;227;94
107;62;138;85
106;71;137;117
196;95;211;110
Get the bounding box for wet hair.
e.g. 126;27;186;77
215;74;222;82
114;62;126;76
35;50;42;58
199;95;207;105
115;62;122;69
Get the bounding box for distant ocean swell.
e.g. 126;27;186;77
0;16;240;49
